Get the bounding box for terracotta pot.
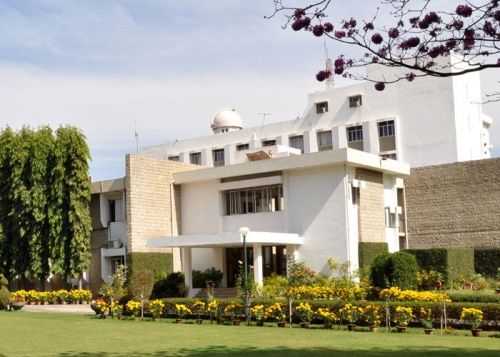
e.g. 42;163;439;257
347;324;357;331
397;326;407;333
11;301;26;311
424;328;434;335
369;325;379;332
471;328;482;337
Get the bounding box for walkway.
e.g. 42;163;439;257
22;303;93;314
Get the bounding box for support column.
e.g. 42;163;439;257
253;243;263;286
286;244;299;263
181;247;192;297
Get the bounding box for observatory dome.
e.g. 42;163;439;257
211;108;243;134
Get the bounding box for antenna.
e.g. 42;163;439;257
258;112;271;139
323;38;334;90
134;120;139;154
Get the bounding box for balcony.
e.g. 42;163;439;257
234;145;301;164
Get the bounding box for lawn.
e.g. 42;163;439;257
0;312;499;357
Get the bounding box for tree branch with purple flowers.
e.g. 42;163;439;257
267;0;499;99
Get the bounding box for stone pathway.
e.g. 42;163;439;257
22;303;93;314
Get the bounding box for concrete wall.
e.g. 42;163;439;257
125;155;198;255
405;158;500;249
356;168;385;243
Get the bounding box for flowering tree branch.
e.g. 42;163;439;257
267;0;499;97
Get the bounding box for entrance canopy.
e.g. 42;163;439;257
148;231;303;249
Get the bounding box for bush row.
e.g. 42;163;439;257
474;249;500;278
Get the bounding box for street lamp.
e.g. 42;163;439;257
239;226;250;326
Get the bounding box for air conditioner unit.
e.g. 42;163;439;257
108;240;120;249
352;179;360;188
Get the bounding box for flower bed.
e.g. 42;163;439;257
12;289;92;304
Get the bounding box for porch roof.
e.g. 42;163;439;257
147;231;303;248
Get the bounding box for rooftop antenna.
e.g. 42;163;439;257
324;38;334;90
258;112;271;139
134;120;139;154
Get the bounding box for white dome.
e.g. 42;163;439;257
211;108;243;133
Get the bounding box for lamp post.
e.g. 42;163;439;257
239;226;250;326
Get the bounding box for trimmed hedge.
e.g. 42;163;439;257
446;291;500;304
358;242;388;269
127;252;174;300
127;252;173;282
474;249;500;277
406;248;474;285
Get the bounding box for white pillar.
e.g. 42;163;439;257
252;243;263;286
182;247;192;296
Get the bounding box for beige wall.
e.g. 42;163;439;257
89;229;107;293
405;158;500;249
356;168;385;243
125;155;198;258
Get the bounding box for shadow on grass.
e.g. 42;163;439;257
56;345;500;357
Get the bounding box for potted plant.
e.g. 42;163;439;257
223;301;242;325
110;301;124;319
206;299;218;324
175;303;192;323
191;300;206;324
149;299;164;321
460;307;483;336
126;300;141;320
339;303;363;331
251;304;265;326
363;305;381;332
94;298;109;319
394;306;414;332
295;302;313;328
265;303;286;327
420;307;434;335
316;307;338;329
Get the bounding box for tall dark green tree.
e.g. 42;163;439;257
50;127;92;285
0;126;91;289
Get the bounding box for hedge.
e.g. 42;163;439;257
358;242;388;269
370;251;418;290
446;291;500;304
127;252;173;299
474;249;500;278
406;248;474;285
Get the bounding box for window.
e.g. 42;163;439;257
378;120;395;137
351;186;359;205
262;139;276;147
316;101;328;113
349;95;362;108
380;153;397;160
288;135;304;153
347;126;363;142
224;185;284;216
190;152;201;165
108;200;116;223
213;149;225;167
168;155;180;162
385;207;397;228
109;256;125;275
317;130;332;151
236;143;249;151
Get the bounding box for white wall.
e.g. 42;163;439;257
181;180;220;235
286;166;349;274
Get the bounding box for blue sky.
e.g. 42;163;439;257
0;0;498;180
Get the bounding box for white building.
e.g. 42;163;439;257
142;62;492;168
90;62;492;294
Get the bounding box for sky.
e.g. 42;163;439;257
0;0;498;181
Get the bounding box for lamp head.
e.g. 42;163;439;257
239;227;250;236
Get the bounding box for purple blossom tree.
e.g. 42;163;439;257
267;0;499;99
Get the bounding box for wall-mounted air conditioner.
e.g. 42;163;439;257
108;240;120;249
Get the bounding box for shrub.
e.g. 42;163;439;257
151;272;185;298
446;290;500;303
474;249;500;278
389;251;419;290
261;273;288;298
0;274;10;310
127;252;173;282
192;267;223;288
358;242;388;269
370;251;418;290
370;252;391;288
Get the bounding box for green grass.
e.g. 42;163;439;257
1;312;499;357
